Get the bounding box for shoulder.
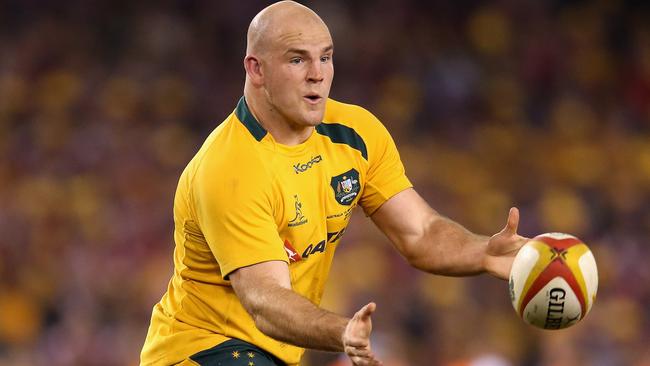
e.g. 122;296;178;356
189;113;274;190
323;98;383;128
323;98;392;139
322;99;394;156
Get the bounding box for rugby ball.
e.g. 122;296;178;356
509;233;598;329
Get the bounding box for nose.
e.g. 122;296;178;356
307;60;323;83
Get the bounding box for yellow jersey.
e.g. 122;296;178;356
140;97;412;365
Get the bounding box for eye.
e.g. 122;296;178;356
320;55;331;63
290;57;304;65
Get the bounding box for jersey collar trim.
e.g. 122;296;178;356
236;97;368;161
315;122;368;160
235;96;267;141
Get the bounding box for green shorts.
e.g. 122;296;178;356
187;339;286;366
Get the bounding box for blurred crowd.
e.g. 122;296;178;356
0;0;649;365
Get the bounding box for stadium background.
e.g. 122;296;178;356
0;0;649;365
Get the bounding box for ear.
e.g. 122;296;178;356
244;55;264;87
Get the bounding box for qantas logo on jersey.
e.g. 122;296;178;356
294;155;322;174
283;228;346;263
283;239;302;262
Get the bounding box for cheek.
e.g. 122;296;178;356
266;72;290;99
267;73;302;108
324;64;334;84
275;67;304;91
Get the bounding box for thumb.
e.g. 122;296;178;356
355;302;376;321
502;207;520;235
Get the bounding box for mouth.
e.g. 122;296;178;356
303;93;323;104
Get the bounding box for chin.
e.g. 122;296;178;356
303;117;323;127
302;109;326;126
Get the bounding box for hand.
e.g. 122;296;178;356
342;302;383;366
484;207;528;280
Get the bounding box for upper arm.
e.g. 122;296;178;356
229;260;292;313
370;188;440;259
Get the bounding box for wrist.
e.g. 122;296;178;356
339;316;352;350
477;235;492;274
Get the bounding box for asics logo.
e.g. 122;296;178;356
294;155;322;174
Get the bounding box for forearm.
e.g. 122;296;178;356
408;215;489;276
372;189;490;276
372;189;523;280
237;280;348;352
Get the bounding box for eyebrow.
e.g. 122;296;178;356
285;45;334;56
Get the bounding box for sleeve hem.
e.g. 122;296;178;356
221;257;290;280
362;177;413;216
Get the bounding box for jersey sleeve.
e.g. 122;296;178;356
192;151;288;279
359;111;413;216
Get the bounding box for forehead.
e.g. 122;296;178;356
272;21;332;53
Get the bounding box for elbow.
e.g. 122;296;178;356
238;296;274;338
397;215;439;271
401;241;446;274
407;255;446;275
252;315;272;336
405;253;434;273
400;215;449;274
251;311;282;340
401;243;429;271
246;304;273;337
403;248;421;269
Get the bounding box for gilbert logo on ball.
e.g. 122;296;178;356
509;233;598;329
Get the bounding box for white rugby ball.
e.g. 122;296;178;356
509;233;598;329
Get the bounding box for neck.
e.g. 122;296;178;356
244;87;314;146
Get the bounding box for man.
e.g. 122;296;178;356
140;1;527;366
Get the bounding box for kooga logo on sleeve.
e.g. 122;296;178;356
294;155;322;174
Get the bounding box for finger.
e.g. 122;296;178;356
345;346;372;357
503;207;519;235
355;302;376;321
353;355;384;366
350;355;381;366
351;356;370;366
344;338;369;348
